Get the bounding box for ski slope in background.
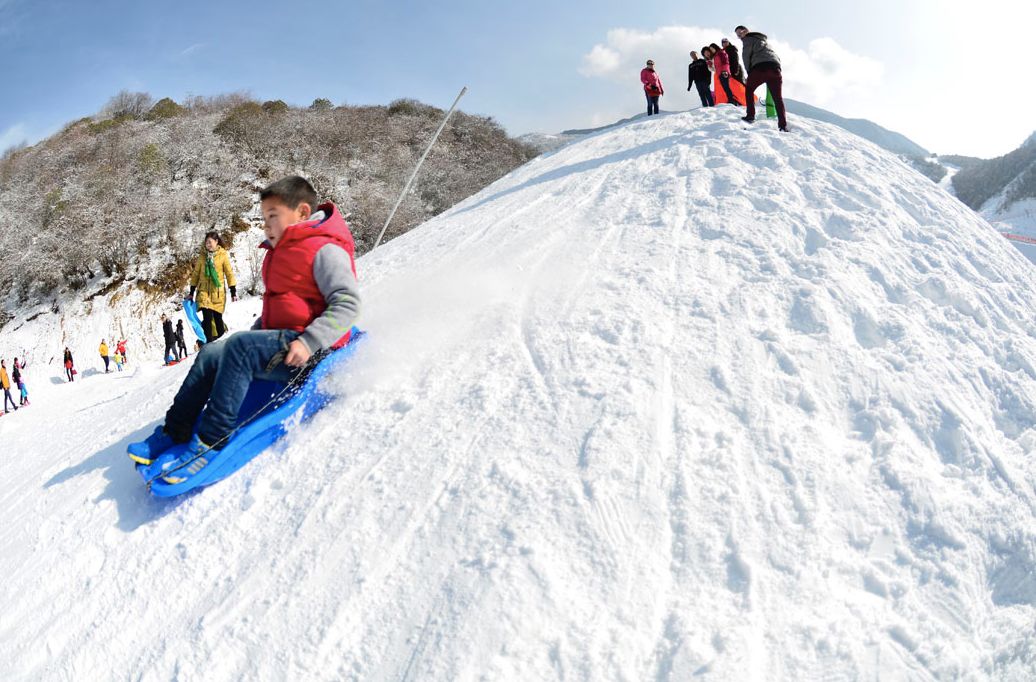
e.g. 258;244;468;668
3;108;1036;679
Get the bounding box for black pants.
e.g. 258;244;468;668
66;366;74;381
719;74;740;105
646;94;660;115
3;388;16;411
177;338;188;359
164;340;178;362
201;308;227;343
694;79;714;107
102;356;110;372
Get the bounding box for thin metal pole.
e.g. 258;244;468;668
372;86;468;252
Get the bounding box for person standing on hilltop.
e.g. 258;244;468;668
688;50;714;107
640;59;664;116
721;38;745;84
63;347;75;382
736;24;788;132
707;43;741;106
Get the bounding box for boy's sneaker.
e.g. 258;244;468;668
127;425;175;465
160;435;216;484
741;116;755;124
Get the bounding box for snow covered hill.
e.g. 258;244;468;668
4;108;1036;679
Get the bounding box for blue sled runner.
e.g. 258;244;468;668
133;328;364;497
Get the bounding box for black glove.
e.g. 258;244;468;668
187;286;196;301
230;285;237;298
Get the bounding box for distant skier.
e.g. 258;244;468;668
63;347;75;382
187;231;237;343
688;50;714;107
116;338;128;364
721;38;745;84
736;25;788;132
129;176;361;479
706;43;741;105
0;360;16;413
99;339;110;373
12;358;28;406
14;358;28;406
640;59;664;116
175;319;188;360
161;314;178;364
113;350;124;372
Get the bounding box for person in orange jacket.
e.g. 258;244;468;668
0;360;16;413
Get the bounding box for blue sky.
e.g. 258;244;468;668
1;0;1033;158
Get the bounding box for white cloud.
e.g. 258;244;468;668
0;123;28;154
580;25;883;109
177;43;205;58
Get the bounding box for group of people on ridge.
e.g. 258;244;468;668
640;24;788;132
0;357;28;413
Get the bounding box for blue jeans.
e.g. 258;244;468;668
164;329;302;446
646;94;660;115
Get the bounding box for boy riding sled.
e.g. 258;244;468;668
129;176;361;482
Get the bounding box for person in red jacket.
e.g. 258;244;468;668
129;176;362;474
640;59;664;116
706;43;741;106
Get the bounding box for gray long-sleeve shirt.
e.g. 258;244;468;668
741;32;781;72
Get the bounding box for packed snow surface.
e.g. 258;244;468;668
4;108;1036;680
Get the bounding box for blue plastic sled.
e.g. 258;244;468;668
135;328;364;497
183;299;207;346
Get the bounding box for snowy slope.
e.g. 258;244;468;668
4;108;1036;679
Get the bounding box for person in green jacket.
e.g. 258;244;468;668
187;231;237;342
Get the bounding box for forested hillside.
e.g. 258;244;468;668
0;92;537;307
950;135;1036;211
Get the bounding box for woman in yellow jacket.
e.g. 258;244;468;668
187;231;237;342
99;339;110;373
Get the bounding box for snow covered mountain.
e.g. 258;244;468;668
4;109;1036;679
946;132;1036;236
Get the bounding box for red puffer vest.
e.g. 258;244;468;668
260;203;357;348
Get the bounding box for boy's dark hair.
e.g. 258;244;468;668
260;176;319;210
735;25;747;32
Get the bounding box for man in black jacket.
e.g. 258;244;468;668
161;314;178;364
736;25;788;132
721;38;744;84
687;51;714;107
